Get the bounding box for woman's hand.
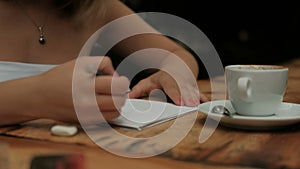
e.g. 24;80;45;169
129;70;209;107
33;56;130;124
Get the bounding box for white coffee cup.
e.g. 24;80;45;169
225;65;288;116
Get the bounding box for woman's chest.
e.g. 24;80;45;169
0;19;99;64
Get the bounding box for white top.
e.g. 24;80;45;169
0;61;57;82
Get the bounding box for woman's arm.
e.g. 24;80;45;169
104;0;198;76
102;0;208;105
0;76;42;125
0;57;129;126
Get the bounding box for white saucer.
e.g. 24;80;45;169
198;100;300;130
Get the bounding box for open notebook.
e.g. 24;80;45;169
109;99;198;130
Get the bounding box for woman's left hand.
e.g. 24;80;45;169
128;70;209;106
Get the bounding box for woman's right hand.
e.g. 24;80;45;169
33;56;130;124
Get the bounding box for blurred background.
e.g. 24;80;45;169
121;0;300;79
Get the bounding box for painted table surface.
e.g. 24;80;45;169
0;59;299;169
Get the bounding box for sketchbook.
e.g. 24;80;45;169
109;99;198;130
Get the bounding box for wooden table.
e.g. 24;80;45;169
0;59;299;169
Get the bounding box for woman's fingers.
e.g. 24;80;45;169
129;71;207;107
78;56;117;77
77;94;126;124
129;78;160;99
157;79;182;105
98;56;116;75
161;78;200;106
95;76;130;95
96;94;127;112
199;92;210;102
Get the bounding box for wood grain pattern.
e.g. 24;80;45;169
0;136;258;169
0;142;9;169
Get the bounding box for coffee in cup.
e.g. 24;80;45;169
225;65;288;116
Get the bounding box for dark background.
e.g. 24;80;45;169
121;0;300;79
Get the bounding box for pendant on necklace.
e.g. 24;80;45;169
38;26;46;45
39;35;46;45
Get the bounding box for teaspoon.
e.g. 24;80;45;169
211;105;234;117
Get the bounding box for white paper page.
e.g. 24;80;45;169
109;99;197;130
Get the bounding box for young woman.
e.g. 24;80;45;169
0;0;208;125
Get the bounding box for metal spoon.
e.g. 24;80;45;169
211;105;234;117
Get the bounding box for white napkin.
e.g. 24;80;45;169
109;99;197;130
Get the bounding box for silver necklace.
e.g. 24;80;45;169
16;2;49;45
